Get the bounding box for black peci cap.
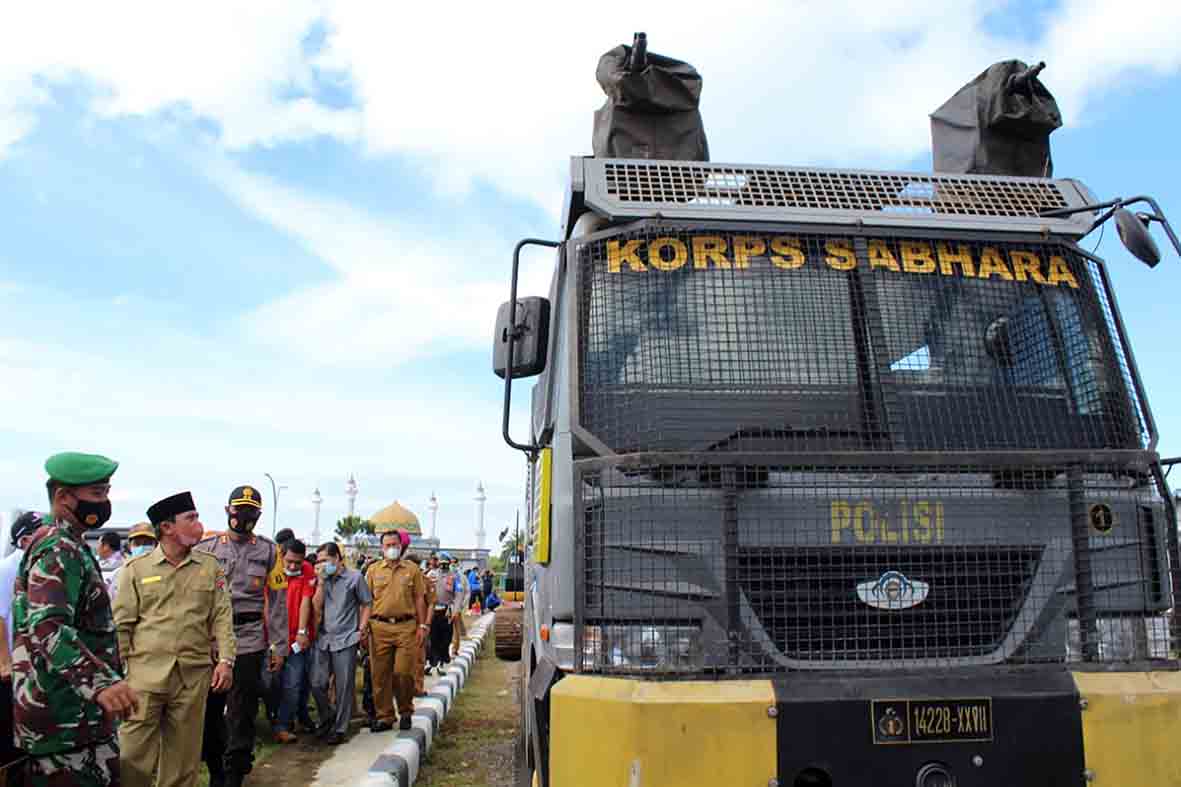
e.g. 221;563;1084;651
147;491;197;526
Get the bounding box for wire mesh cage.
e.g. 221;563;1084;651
569;222;1175;676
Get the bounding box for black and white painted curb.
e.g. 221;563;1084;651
358;612;496;786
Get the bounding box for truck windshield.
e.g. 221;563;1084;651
577;228;1144;454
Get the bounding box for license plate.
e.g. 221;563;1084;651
871;698;993;744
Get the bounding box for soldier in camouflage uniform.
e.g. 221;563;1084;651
13;452;140;787
195;486;286;787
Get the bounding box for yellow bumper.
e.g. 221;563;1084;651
549;676;777;787
1072;671;1181;787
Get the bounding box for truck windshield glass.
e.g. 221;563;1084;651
577;229;1143;453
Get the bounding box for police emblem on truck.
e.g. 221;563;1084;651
856;570;929;610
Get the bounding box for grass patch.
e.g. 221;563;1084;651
415;621;521;787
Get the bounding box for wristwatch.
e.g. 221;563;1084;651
219;658;234;667
419;624;429;631
297;628;308;635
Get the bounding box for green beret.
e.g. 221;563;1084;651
44;452;119;486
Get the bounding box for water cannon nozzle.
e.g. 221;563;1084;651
628;32;648;72
1007;61;1047;94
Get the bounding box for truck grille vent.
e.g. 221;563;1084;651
598;160;1070;218
738;546;1044;662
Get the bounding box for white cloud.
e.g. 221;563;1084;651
207;159;554;366
2;2;1180;206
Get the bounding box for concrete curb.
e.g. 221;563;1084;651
359;613;496;786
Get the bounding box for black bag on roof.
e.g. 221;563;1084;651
931;59;1062;178
592;34;709;162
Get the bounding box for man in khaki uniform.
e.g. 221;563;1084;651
115;492;236;787
366;530;427;731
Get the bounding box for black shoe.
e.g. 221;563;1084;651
326;732;346;745
399;715;413;731
370;720;393;733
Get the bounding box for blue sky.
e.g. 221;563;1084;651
1;1;1180;547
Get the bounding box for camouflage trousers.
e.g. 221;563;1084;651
26;740;120;787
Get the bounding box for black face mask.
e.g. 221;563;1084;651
73;499;112;529
228;511;260;534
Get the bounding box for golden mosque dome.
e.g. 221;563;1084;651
370;501;421;535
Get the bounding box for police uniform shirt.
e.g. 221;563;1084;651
367;559;425;622
113;545;236;691
195;533;287;656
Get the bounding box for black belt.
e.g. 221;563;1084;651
233;612;262;626
373;614;415;624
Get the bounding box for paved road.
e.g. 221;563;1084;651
311;668;448;785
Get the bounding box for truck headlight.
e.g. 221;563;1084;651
550;623;704;673
593;625;704;673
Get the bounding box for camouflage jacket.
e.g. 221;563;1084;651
13;520;123;755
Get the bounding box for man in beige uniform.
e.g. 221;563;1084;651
115;492;236;787
366;530;427;731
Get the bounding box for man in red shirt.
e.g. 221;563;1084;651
274;540;317;743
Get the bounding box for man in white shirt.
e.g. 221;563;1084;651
0;510;47;777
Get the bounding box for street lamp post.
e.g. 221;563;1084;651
264;473;288;537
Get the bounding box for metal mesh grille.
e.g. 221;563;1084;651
599;162;1070;218
577;225;1147;455
571;223;1173;675
576;460;1174;675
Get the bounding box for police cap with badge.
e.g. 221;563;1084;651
229;485;263;510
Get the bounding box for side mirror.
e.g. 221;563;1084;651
493;297;551;379
1114;209;1161;268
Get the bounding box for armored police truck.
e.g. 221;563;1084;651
494;39;1181;787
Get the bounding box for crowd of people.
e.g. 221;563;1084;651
0;452;497;787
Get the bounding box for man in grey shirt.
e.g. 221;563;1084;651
310;542;372;744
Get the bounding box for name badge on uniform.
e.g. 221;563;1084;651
141;576;162;585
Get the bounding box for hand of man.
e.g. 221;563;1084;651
0;659;11;680
211;661;234;693
359;626;369;647
96;681;140;721
415;625;427;649
269;652;285;673
296;632;310;652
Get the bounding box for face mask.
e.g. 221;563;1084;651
130;544;153;558
322;561;338;576
284;566;301;577
72;498;112;529
228;511;259;534
384;547;400;561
